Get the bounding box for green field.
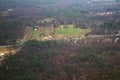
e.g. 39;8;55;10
55;27;91;36
33;29;39;37
32;25;91;38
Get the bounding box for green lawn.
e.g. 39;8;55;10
32;26;91;38
32;28;51;37
55;27;91;37
33;29;39;37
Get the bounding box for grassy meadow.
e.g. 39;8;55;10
56;27;91;36
32;25;91;38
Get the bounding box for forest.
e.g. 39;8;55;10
0;0;120;80
1;40;120;80
0;0;120;45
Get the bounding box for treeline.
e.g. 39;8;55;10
0;21;24;45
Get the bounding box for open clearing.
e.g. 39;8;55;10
32;25;91;38
55;27;91;37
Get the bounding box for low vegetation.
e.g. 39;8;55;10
32;25;91;39
56;25;91;37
